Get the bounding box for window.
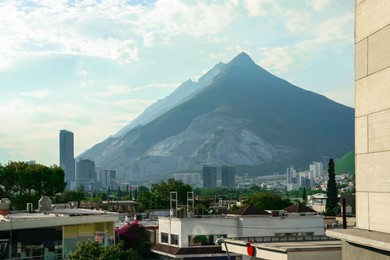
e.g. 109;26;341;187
188;234;226;246
161;232;168;243
171;234;179;245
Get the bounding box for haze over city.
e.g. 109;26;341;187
0;0;354;166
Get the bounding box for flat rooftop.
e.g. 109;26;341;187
327;228;390;252
0;208;119;231
252;240;341;253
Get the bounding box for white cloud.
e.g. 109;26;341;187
143;31;170;47
145;82;178;89
21;90;50;98
305;0;330;12
0;0;236;69
259;47;294;73
243;0;273;16
78;70;88;76
284;9;311;33
144;0;233;38
296;13;354;50
95;85;130;97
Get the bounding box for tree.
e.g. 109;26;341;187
151;178;192;208
244;192;292;210
0;162;66;210
136;186;152;211
67;240;136;260
55;190;85;204
326;159;339;216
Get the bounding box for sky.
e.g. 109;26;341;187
0;0;355;166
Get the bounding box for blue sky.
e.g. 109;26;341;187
0;0;354;166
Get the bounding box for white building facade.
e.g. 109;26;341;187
152;207;324;259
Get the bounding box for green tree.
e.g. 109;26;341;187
55;190;85;204
325;159;339;216
0;162;66;210
67;240;136;260
136;186;152;211
151;178;192;208
244;192;292;210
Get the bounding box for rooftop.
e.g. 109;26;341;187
0;208;118;231
326;228;390;252
228;205;271;216
284;203;317;213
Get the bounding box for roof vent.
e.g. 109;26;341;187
38;196;52;212
0;198;11;216
27;203;33;213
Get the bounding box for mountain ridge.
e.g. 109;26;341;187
79;52;354;181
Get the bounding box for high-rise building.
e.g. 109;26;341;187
59;130;75;190
221;165;235;188
97;169;117;189
76;159;96;190
286;165;295;183
327;1;390;259
309;162;323;178
173;173;201;187
202;165;217;188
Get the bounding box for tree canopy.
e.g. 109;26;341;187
67;240;137;260
133;178;193;210
0;161;66;209
244;192;292;210
150;178;192;209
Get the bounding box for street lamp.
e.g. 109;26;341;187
215;237;231;260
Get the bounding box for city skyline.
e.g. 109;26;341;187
0;0;354;166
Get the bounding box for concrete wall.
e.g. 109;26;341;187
159;217;238;247
63;222;114;255
225;243;341;260
355;0;390;234
342;241;390;260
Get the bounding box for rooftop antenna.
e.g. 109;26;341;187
170;191;178;217
187;191;194;218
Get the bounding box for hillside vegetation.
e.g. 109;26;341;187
335;150;355;175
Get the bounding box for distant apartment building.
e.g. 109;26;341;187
286;165;295;184
76;159;96;190
286;163;321;191
221;165;235;188
59;130;75;190
97;169;117;190
327;1;390;259
202;165;217;188
309;161;324;177
173;172;201;187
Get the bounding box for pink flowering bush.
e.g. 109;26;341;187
115;220;154;258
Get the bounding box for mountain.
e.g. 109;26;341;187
114;62;226;137
335;150;355;175
79;52;354;181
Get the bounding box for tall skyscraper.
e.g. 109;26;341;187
76;159;96;190
59;130;75;190
221;165;235;188
202;165;217;188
